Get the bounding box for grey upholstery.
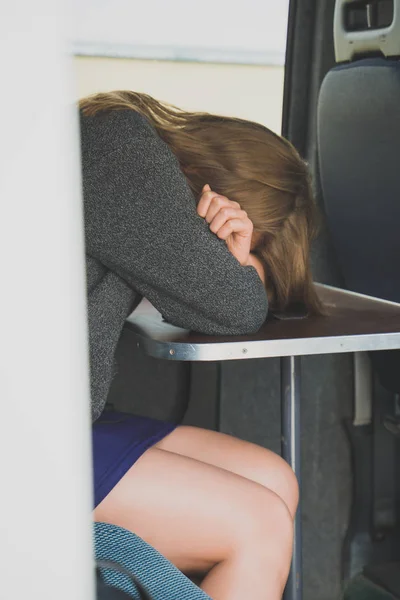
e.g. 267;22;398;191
317;57;400;392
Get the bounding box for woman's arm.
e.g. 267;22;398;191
246;254;266;285
195;185;267;287
82;124;268;336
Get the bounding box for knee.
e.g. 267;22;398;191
254;489;294;549
254;449;299;518
237;487;294;554
271;455;299;518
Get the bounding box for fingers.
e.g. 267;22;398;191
197;185;253;253
215;217;253;241
209;207;250;236
197;186;241;222
198;185;254;265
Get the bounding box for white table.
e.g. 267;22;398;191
125;284;400;600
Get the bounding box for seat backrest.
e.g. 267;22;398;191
317;0;400;391
94;522;212;600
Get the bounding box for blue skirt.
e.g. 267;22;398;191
92;410;177;508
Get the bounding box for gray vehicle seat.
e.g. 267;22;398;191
318;52;400;393
317;0;400;590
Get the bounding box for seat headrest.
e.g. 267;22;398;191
334;0;400;62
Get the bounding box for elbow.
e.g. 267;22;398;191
229;298;268;335
244;299;268;333
216;291;268;336
159;279;268;337
226;273;269;335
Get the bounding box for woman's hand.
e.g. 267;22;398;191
197;184;253;267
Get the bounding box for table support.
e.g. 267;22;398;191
281;356;302;600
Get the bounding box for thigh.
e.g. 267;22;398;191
156;426;298;517
94;446;280;575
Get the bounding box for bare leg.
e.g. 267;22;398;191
94;446;293;600
156;425;299;518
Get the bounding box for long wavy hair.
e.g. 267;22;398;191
80;90;323;315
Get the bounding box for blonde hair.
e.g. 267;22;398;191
80;90;323;315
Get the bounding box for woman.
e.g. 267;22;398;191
80;91;322;600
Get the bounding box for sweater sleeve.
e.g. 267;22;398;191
83;132;268;336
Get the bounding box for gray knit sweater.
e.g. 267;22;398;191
80;109;268;422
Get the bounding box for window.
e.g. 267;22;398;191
73;0;289;133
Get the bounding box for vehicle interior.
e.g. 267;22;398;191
1;0;399;599
283;1;400;598
102;1;400;598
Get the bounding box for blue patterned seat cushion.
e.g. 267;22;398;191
94;522;211;600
